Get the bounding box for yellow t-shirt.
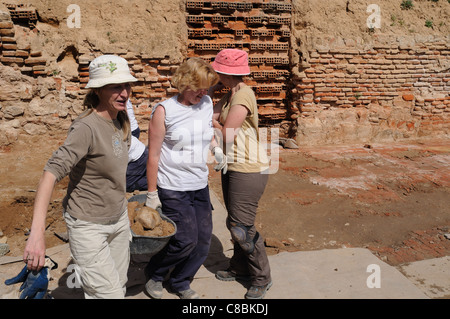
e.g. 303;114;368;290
218;86;269;173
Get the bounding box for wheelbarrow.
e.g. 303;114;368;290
128;194;177;255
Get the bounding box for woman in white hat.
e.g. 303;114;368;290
23;55;137;299
210;49;272;299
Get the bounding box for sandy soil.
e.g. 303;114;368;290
209;139;450;266
0;133;449;268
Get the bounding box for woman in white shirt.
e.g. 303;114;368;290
144;57;224;299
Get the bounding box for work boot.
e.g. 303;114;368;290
245;281;273;299
215;269;251;282
145;279;163;299
176;288;199;299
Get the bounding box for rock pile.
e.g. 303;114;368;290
127;201;175;237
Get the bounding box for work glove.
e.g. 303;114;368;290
146;190;162;210
4;257;57;299
212;146;227;174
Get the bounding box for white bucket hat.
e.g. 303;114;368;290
85;55;137;89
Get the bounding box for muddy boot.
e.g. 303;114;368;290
176;288;199;299
145;279;163;299
245;281;273;299
215;269;251;282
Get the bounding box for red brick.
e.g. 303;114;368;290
1;36;15;43
2;43;17;50
0;28;14;36
15;50;29;57
25;57;47;65
0;21;14;29
402;94;415;101
2;50;16;57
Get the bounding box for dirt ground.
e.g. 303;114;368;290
0;133;449;268
210;138;450;266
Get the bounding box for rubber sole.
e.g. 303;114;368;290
245;281;273;299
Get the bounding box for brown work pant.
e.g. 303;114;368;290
221;170;271;286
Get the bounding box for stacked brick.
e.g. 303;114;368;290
185;0;292;125
0;4;46;76
292;42;450;134
5;3;37;27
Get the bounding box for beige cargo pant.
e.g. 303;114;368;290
64;210;131;299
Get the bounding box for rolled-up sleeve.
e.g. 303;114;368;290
231;89;255;117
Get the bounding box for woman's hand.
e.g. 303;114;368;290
212;119;223;130
23;171;56;271
23;230;46;271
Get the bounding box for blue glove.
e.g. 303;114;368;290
4;257;56;299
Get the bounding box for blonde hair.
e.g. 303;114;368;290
82;89;130;141
171;57;219;93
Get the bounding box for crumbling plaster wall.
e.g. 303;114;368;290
23;0;187;62
291;0;449;145
0;0;187;146
0;0;449;147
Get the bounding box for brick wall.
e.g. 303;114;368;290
292;41;449;142
0;1;449;145
0;4;46;75
185;0;292;126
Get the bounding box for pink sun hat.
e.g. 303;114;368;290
211;49;251;76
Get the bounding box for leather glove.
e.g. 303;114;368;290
212;146;227;174
145;190;162;210
5;257;57;299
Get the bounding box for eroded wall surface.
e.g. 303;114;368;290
0;0;448;146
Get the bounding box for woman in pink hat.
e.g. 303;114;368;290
210;48;272;299
23;55;137;299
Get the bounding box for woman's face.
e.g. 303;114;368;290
218;74;233;87
97;83;131;112
181;87;208;106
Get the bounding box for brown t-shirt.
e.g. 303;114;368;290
44;110;130;223
218;86;269;173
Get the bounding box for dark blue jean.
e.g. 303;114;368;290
146;185;213;292
126;147;148;192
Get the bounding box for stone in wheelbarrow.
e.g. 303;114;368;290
134;205;162;231
128;194;177;255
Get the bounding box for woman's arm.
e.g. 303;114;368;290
146;105;166;192
220;104;248;144
208;83;225;127
23;170;57;271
